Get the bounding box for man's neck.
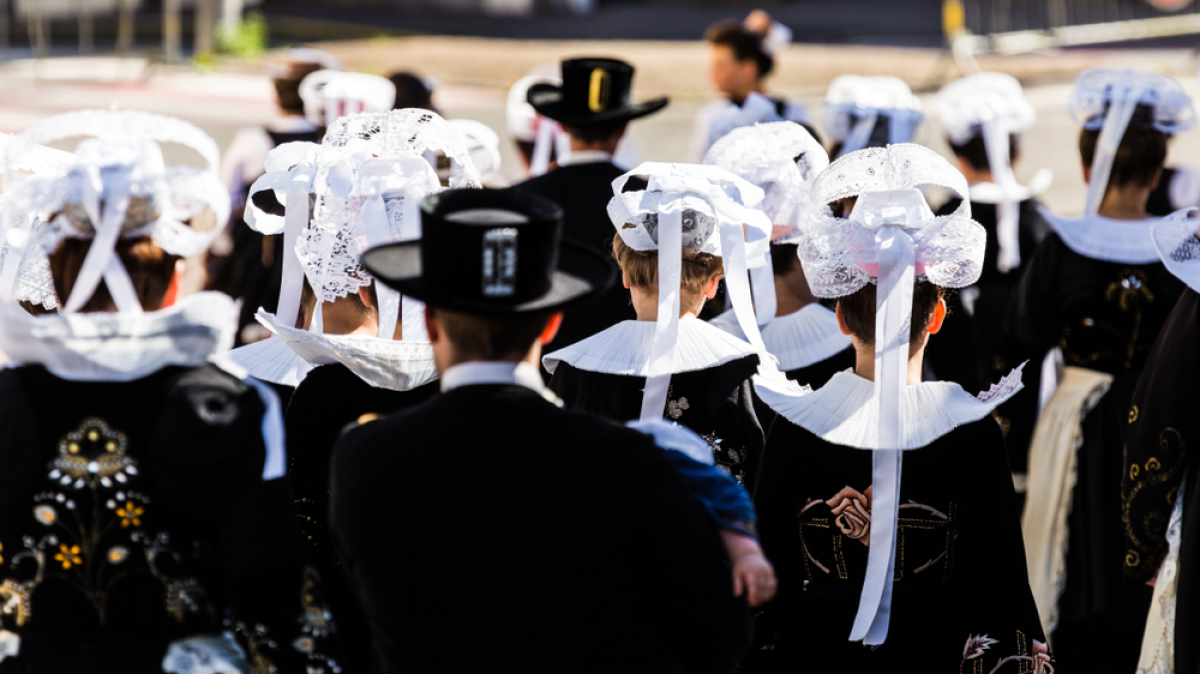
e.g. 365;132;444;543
729;83;766;107
852;344;926;385
568;136;621;156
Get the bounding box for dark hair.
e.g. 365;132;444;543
514;140;561;168
299;276;376;327
1079;105;1169;190
433;307;553;361
563;120;627;145
948;133;1020;172
389;72;436;112
49;237;179;313
837;280;945;355
706;20;773;78
274;63;322;115
771;242;799;276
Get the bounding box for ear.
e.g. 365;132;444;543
1082;161;1092;185
835;302;852;336
622;270;631;290
1150;167;1163;192
927;298;948;335
539;312;564;345
703;274;721;300
358;285;375;310
424;304;441;344
160;259;185;309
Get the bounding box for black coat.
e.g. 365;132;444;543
518;162;637;353
549;356;767;492
0;364;318;673
287;364;439;674
748;415;1047;673
329;383;752;674
1123;288;1200;674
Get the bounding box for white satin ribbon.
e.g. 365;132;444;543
846;188;924;645
1085;84;1145;217
276;152;317;330
841;112;878;157
529;118;557;178
639;208;683;423
978;108;1024;274
62;166;143;315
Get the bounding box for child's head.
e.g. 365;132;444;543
836;280;946;357
613;229;723;317
1079;105;1168;191
49;236;179;313
949;132;1020;174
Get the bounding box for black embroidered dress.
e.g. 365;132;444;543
748;371;1047;673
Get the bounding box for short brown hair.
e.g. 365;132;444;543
563;121;627;145
274;63;322;115
613;234;724;296
299;277;376;327
706;20;773;78
1079;105;1168;190
949;133;1020;173
49;237;179;313
433;307;553;361
837;280;945;355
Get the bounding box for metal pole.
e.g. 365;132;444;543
194;0;213;55
117;0;134;55
221;0;243;35
0;0;10;54
78;3;92;53
163;0;180;62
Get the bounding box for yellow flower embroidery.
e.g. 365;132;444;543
55;544;82;569
116;501;144;528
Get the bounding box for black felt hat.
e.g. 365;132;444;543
361;187;617;315
527;58;668;127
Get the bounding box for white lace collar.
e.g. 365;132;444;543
543;317;757;377
1041;207;1167;264
0;292;237;382
228;333;313;388
711;304;851;371
967;168;1052;205
755;366;1024;450
241;310;438;392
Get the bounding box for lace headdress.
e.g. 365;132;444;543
608;162;783;422
1;109;230;315
798;144;985;646
1152;212;1200;292
298;70;397;129
822;75;923;158
703;121;829;326
448;118;502;184
233;109;480;385
1069;68;1195;217
937;72;1047;273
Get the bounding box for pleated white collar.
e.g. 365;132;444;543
0;292;237;382
755;365;1024;450
543;317;757;377
711;304;851;371
1041;207;1168;265
231;310;437;392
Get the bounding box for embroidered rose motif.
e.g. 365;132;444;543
826;486;872;546
666;397;690;420
961;634;998;661
1032;640;1051;674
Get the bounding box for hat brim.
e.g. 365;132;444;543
527;83;668;127
362;239;618;315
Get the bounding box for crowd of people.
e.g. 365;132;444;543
0;11;1199;674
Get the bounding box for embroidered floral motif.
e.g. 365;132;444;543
665;386;690;420
1122;426;1186;578
827;486;872;544
702;431;749;485
958;631;1053;673
0;417;205;628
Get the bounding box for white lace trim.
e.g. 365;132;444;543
254;310;437;392
1137;477;1185;674
1152;210;1200;292
542;317;758;377
0;292;236;382
937;72;1036;145
755;364;1025;450
711;304;851;370
228;333;314;388
1042;207;1177;264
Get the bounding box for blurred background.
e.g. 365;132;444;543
4;0;1200;214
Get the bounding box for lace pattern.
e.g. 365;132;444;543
1152;211;1200;292
937;72;1036;145
800;144;985;298
822;75;923;144
703;121;829;243
1069;68;1195;133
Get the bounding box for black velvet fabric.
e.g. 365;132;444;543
286;363;439;674
0;364;308;673
784;347;855;389
329;384;752;674
747;415;1048;673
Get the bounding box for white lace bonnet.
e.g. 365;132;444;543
608;162;778;423
822;75;924;157
1;110;230;315
448;118;502;184
1069;68;1195;217
244;108;481;342
799;143;984;646
1152;212;1200;292
937;72;1041;274
298;70;397;128
707;92;796;149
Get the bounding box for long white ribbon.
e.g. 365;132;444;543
529;118;557;178
639;208;683;423
1085;85;1145;217
979;108;1023;274
276;154;317;330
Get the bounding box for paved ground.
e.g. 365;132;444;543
3;40;1200;217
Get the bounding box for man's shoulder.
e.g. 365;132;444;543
520;162;623;192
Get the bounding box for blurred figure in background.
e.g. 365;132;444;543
821;74;923;160
389;71;438;113
507;68;566;179
690;11;809;161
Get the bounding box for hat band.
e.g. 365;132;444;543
589;69;612;113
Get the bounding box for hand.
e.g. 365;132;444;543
732;553;778;607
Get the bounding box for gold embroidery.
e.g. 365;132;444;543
1130;405;1139;424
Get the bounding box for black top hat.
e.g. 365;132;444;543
361;187;617;315
527;58;668;127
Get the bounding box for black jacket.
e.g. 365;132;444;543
330;383;752;674
519;162;637;352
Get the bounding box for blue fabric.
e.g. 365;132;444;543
666;449;758;539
